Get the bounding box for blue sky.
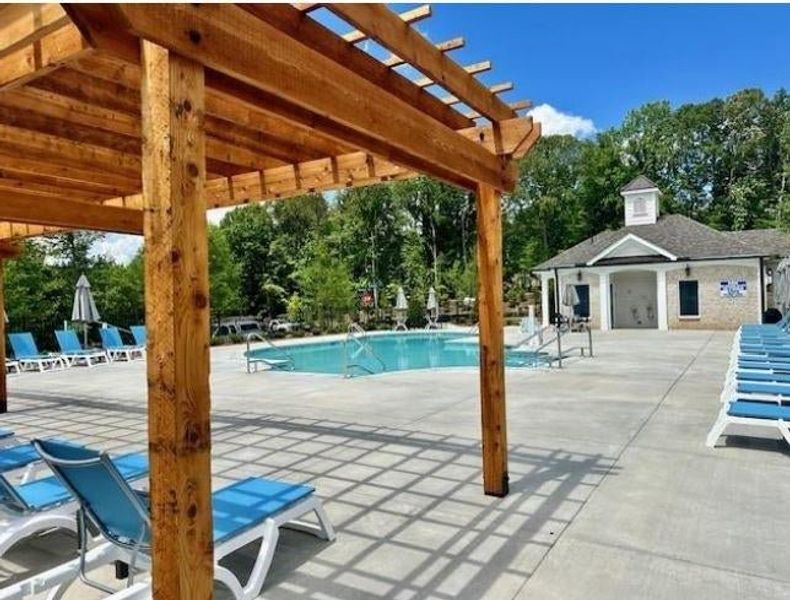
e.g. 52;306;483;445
393;3;790;134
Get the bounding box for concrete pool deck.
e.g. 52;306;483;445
1;329;789;599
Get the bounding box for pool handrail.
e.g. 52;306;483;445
344;324;386;377
245;332;293;373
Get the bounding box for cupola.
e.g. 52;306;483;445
621;175;661;226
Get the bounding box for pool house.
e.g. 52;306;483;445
534;176;790;330
0;4;539;598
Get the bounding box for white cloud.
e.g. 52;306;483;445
527;103;597;138
89;234;143;265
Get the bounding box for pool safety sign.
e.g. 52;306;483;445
720;279;747;298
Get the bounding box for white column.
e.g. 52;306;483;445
541;273;551;327
656;269;668;331
599;273;610;331
757;258;766;323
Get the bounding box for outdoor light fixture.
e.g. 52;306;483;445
685;264;691;277
577;270;583;282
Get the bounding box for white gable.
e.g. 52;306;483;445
587;234;676;266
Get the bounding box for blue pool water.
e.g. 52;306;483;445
247;332;542;376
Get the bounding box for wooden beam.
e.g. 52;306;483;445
0;173;112;202
0;223;59;240
414;60;491;88
204;152;413;207
70;53;353;159
0;21;89;91
0;193;142;234
0;4;69;59
0;152;139;194
240;4;473;131
465;99;532;121
69;4;515;191
343;5;431;44
22;68;312;167
0;117;536;243
329;4;516;121
476;182;508;497
382;36;464;68
0;122;140;177
140;41;213;600
441;82;513;106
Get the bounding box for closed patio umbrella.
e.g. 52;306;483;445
426;287;439;328
562;283;580;308
427;287;438;314
395;287;408;311
562;283;580;319
72;274;100;346
393;286;408;331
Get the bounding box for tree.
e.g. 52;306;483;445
295;240;355;330
219;204;277;315
207;226;242;322
506;135;587;276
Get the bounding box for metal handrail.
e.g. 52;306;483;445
343;324;385;377
245;332;293;374
348;322;367;338
509;324;551;352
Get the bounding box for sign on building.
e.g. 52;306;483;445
720;279;747;298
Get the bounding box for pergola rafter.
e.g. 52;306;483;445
0;4;541;599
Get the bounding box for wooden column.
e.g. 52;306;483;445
0;261;6;415
140;41;213;599
476;182;508;496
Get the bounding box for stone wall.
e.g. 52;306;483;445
666;263;760;330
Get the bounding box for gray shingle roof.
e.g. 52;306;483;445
620;175;660;193
533;214;790;271
723;229;790;258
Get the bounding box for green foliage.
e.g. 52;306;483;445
294;241;355;330
207;226;242;321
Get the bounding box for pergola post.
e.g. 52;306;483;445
0;261;6;414
140;41;214;599
476;182;508;497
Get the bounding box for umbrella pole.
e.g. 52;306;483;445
84;322;88;347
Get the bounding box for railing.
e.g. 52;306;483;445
508;317;594;369
343;323;386;377
245;332;293;373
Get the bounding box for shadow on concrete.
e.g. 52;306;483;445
1;391;619;599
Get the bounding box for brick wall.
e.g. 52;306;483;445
666;263;760;330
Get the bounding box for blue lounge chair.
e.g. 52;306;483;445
8;332;66;372
100;327;144;362
130;325;146;348
55;329;109;368
707;399;790;447
709;332;790;447
0;443;40;474
0;428;14;447
29;439;335;600
0;444;148;558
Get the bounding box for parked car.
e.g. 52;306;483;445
268;319;299;333
212;319;263;339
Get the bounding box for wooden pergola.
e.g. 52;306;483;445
0;4;540;598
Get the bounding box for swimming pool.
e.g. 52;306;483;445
247;331;545;376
